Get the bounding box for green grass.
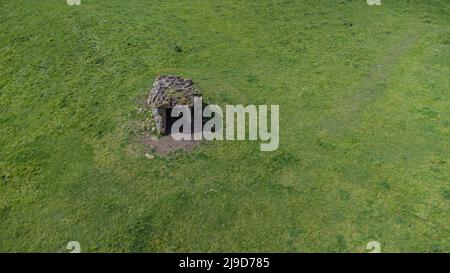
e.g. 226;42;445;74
0;0;449;252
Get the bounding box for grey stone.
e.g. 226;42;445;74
147;75;201;135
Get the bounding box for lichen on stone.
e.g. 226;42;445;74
147;75;201;108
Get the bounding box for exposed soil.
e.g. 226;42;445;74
142;134;202;156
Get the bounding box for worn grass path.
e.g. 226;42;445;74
321;31;420;134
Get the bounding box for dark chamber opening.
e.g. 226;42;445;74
164;107;216;135
165;107;195;135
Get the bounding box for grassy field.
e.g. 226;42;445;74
0;0;449;252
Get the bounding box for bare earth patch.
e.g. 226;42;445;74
142;134;202;156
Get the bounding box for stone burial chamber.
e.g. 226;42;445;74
147;75;202;135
